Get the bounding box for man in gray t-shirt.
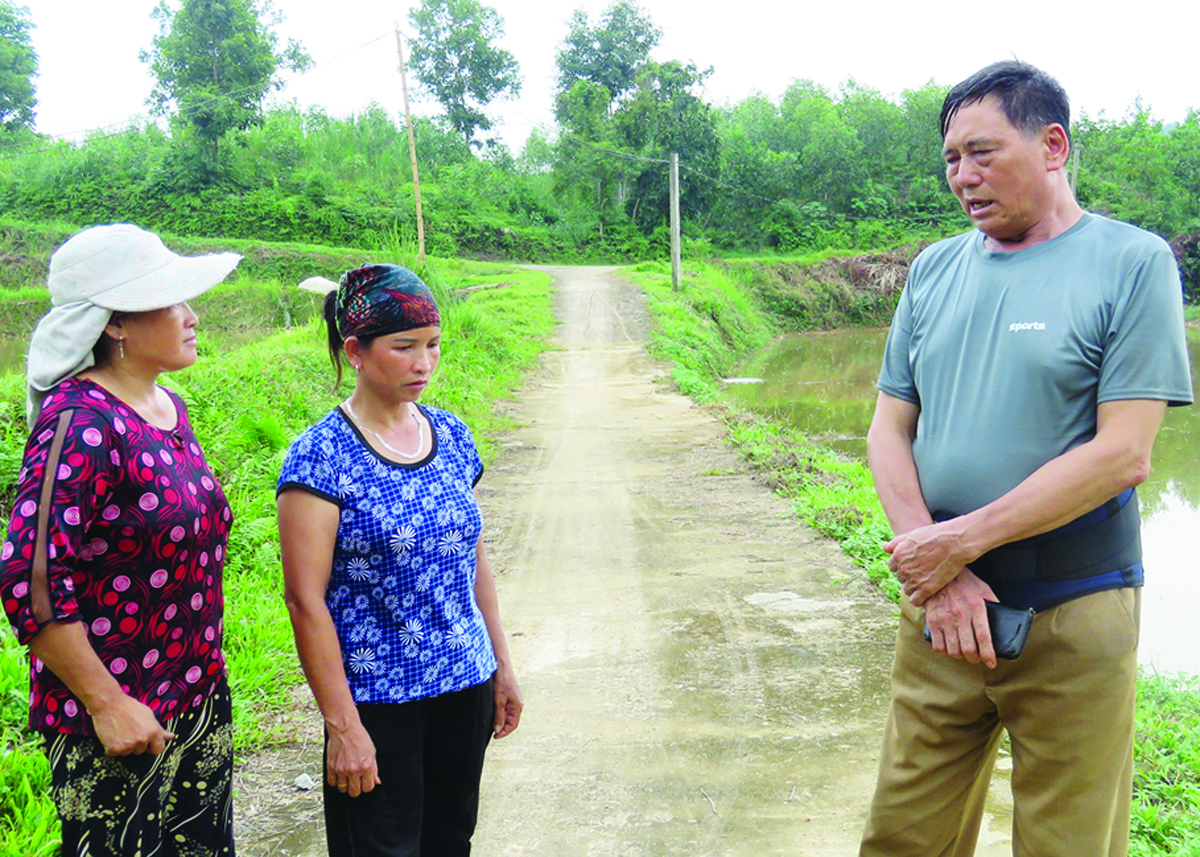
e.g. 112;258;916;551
859;62;1192;857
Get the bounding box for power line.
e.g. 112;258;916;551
546;127;953;226
564;134;669;166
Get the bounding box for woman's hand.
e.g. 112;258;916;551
90;693;175;756
280;490;378;796
326;720;381;798
27;620;175;755
471;531;523;739
491;661;523;739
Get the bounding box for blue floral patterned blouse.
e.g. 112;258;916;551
277;405;496;704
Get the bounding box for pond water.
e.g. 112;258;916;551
725;327;1200;675
0;337;25;376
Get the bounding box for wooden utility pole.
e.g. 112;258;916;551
395;23;426;264
669;153;681;291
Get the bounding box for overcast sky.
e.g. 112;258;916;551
17;0;1200;152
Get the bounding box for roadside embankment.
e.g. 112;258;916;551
0;218;486;342
623;258;902;602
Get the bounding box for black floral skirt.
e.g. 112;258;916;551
44;677;235;857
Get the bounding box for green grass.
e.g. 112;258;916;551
0;256;556;855
0;631;56;857
1130;671;1200;855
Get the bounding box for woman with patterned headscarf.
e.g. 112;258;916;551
277;264;523;856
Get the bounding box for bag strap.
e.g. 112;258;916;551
31;408;74;625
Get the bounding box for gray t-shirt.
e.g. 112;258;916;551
879;213;1193;517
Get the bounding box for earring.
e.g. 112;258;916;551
353;363;361;373
118;338;125;359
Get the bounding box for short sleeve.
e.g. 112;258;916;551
877;277;920;406
462;424;484;488
441;412;484;487
1098;248;1194;407
277;422;343;506
1;407;115;643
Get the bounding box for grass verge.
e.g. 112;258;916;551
1131;672;1200;856
629;258;1200;856
0;259;555;856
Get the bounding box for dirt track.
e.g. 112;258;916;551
237;266;1014;855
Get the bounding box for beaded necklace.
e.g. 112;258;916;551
343;400;425;460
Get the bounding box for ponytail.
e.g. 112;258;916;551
323;290;379;391
324;291;346;389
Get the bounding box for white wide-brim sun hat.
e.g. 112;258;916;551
25;224;244;425
49;223;242;311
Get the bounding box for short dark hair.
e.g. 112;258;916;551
940;61;1071;142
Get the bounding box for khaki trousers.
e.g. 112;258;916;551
859;587;1139;857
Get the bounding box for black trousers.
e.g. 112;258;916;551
324;678;495;857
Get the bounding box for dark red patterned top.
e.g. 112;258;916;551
1;377;232;736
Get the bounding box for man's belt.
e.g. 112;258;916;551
957;488;1142;582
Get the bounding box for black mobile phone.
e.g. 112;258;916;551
922;601;1035;660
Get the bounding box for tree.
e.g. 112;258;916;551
518;128;556;175
142;0;309;180
555;1;660;105
553;78;638;236
713;98;800;245
0;1;37;132
615;61;720;233
407;0;521;147
839;80;903;192
800;109;863;212
898;81;950;196
552;2;663;241
778;79;834;154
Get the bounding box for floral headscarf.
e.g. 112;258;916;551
336;264;440;341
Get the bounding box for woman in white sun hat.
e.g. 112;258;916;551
0;224;241;857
